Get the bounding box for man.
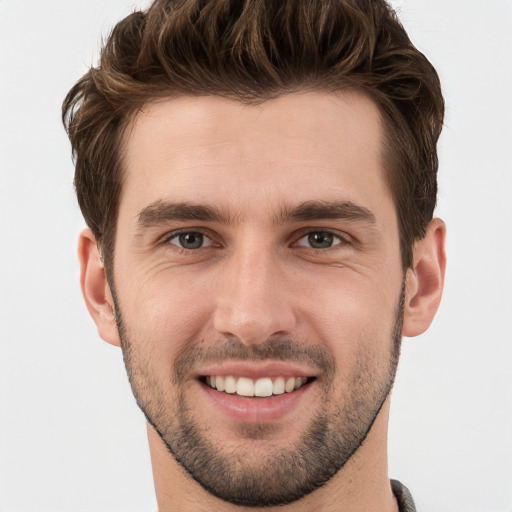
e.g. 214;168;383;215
63;0;446;510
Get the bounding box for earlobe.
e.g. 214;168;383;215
402;218;447;337
78;229;121;347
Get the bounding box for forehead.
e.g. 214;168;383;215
120;91;390;220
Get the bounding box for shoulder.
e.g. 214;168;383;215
391;479;417;512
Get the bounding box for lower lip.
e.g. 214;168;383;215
199;381;314;423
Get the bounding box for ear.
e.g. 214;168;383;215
78;228;121;347
402;218;447;337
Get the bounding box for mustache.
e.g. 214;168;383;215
174;337;336;382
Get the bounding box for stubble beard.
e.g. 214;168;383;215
112;285;404;507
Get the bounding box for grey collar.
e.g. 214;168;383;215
391;479;417;512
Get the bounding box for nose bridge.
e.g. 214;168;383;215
213;238;296;344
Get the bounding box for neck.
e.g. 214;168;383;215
149;398;398;512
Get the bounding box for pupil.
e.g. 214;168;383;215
179;232;203;249
309;232;333;248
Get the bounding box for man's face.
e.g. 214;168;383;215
111;91;405;506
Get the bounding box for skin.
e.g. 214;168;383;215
79;91;446;511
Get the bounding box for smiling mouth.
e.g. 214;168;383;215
202;375;315;397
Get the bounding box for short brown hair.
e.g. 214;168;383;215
63;0;444;272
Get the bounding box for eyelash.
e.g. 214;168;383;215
163;230;215;251
162;229;351;252
293;230;351;251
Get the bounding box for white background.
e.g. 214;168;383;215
0;1;511;511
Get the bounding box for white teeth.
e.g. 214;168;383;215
254;378;273;397
216;375;225;391
205;375;309;396
285;377;296;393
237;377;254;397
224;376;237;394
273;377;285;395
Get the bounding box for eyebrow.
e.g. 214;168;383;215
137;201;233;229
276;200;377;226
136;199;376;229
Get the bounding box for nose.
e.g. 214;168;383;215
212;244;297;345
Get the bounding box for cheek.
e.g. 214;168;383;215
299;274;400;367
115;269;216;360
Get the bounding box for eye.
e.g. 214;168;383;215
296;231;346;249
167;231;213;250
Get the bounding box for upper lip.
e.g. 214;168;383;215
194;361;319;380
